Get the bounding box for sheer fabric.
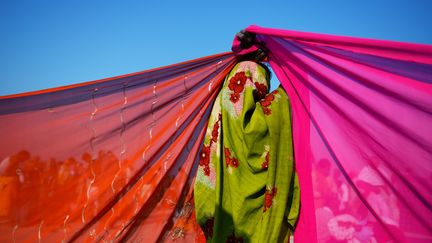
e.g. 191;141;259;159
244;25;432;243
0;53;236;242
1;25;431;242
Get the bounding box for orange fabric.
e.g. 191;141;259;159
0;53;236;242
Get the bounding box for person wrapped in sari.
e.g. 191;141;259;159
194;60;300;242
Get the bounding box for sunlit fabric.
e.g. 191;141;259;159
1;25;431;243
244;25;432;242
0;53;237;242
194;61;300;242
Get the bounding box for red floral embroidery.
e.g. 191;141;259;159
260;90;278;116
261;152;269;169
224;148;231;157
202;217;214;239
230;158;239;168
255;82;268;100
211;118;220;143
203;166;210;176
263;187;277;212
225;158;230;167
228;72;247;94
260;93;275;107
199;145;211;176
228;71;248;104
224;147;239;169
262;107;272;115
230;93;240;103
199;114;221;176
226;233;244;243
199;145;210;166
224;148;231;167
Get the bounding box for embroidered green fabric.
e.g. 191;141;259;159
194;61;300;242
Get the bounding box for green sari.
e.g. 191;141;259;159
194;61;300;242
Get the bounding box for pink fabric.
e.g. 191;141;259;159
245;25;432;242
1;25;431;242
231;35;259;55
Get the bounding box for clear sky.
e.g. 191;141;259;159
1;0;431;95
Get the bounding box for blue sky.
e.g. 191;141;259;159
1;0;431;95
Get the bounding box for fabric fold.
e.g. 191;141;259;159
194;61;299;242
1;25;431;243
245;25;432;243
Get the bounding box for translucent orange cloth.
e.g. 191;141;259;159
0;53;236;242
2;25;432;243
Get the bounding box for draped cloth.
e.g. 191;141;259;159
0;53;237;242
0;26;431;242
194;61;300;242
243;25;432;243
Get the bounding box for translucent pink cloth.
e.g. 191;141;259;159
243;25;432;242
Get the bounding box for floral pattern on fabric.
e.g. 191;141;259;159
228;72;248;104
261;153;270;169
228;72;247;94
260;89;281;116
194;61;300;242
221;62;265;118
224;147;239;169
261;145;270;169
199;145;211;176
254;82;268;100
195;98;222;187
211;114;221;143
264;187;277;212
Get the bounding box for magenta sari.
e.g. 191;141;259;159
1;26;431;242
243;25;432;243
